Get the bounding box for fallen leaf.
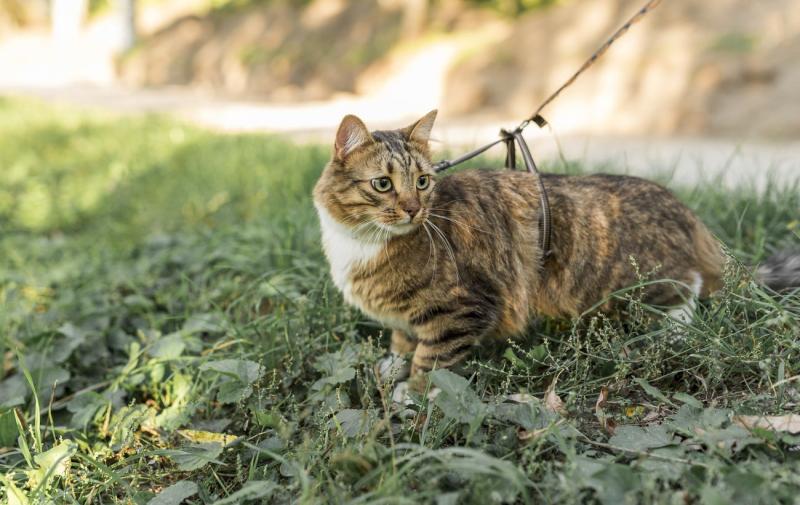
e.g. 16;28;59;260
595;387;608;411
733;414;800;434
544;380;567;416
595;386;614;435
641;408;664;424
177;429;239;447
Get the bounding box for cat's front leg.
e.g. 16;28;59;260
409;326;481;377
409;339;477;377
377;329;417;382
390;329;417;355
407;301;495;378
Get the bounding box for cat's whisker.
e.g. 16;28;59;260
422;221;438;284
428;221;460;284
428;212;490;235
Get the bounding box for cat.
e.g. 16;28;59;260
313;110;799;386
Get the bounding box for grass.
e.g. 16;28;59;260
1;96;799;504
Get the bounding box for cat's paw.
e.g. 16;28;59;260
391;381;414;406
377;353;410;383
391;381;441;406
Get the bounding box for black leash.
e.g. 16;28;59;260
432;0;663;259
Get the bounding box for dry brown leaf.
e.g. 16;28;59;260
641;408;664;424
733;414;800;434
594;386;615;435
177;429;240;446
595;387;608;412
545;380;567;416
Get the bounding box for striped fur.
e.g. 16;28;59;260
313;112;726;377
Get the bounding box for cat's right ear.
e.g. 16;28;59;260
335;115;372;160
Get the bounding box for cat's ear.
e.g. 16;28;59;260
403;109;438;144
335;114;372;160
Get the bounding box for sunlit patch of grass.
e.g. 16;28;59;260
1;97;799;503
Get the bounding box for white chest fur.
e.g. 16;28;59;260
315;203;382;303
315;204;413;333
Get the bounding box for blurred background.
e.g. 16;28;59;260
1;0;799;186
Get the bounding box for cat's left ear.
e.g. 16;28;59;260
403;109;438;145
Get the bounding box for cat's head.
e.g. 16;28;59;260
313;110;438;238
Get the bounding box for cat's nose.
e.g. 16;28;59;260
403;203;420;218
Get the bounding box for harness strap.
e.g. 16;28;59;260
432;138;505;173
428;0;663;260
433;127;553;259
510;130;552;258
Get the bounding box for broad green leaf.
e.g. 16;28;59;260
200;359;264;404
636;446;687;480
147;480;198;505
0;375;28;408
154;404;193;431
672;392;703;408
2;476;29;505
588;464;640;505
329;409;377;438
313;346;360;376
430;369;471;396
210;480;277;504
149;333;186;359
162;442;223;471
634;378;674;406
216;381;252;404
608;424;676;451
0;409;19;447
695;425;761;455
430;369;487;425
182;313;226;335
503;348;525;369
200;359;263;384
311;366;356;390
25;440;77;489
109;405;150;451
66;392;107;429
700;485;732;505
667;404;704;434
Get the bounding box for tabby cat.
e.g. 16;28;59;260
313;110;796;383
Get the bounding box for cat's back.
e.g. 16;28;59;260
435;170;723;315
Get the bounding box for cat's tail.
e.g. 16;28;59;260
756;250;800;292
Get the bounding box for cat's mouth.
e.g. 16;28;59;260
378;213;428;236
387;222;418;235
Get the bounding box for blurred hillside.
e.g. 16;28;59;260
447;0;800;138
2;0;800;139
112;0;800;138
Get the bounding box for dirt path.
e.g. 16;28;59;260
4;82;799;193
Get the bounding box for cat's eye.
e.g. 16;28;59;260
371;177;393;192
416;175;430;190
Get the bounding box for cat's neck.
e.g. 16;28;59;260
315;203;387;296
